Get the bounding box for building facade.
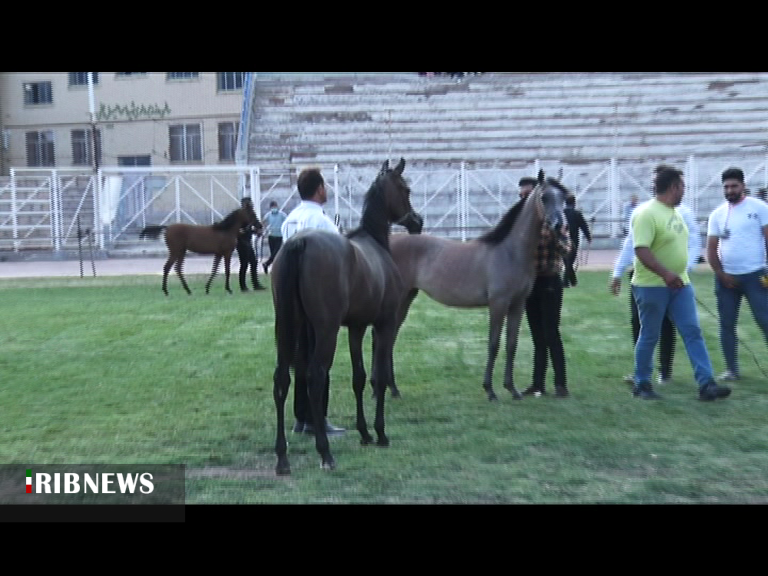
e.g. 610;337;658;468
0;72;248;176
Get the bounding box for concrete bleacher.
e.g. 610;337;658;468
244;72;768;246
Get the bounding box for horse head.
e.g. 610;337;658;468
379;158;423;234
535;170;568;232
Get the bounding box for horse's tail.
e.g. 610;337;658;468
139;225;167;240
273;237;307;367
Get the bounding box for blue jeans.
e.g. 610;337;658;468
632;284;714;389
715;270;768;376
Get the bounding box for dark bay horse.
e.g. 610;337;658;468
140;202;261;295
271;158;423;475
388;170;569;401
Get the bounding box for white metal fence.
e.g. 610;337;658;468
1;155;766;253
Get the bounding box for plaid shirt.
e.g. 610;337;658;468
535;222;571;276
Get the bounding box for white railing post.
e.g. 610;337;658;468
609;158;618;238
94;168;104;250
459;162;468;242
333;164;340;222
50;169;60;251
175;176;181;223
10;167;18;252
252;167;261;219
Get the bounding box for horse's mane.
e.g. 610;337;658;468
346;171;391;247
212;208;242;231
478;197;526;245
545;177;571;197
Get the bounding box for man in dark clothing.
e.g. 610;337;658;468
236;197;265;291
562;195;592;287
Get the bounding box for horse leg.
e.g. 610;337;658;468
273;359;292;475
372;288;418;399
371;323;396;447
223;254;232;294
348;325;374;445
308;331;339;470
175;253;192;295
482;302;506;401
503;300;525;400
162;255;174;296
205;255;221;294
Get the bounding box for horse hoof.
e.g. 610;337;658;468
376;437;390;447
487;392;498;402
321;458;336;471
360;434;374;445
390;389;401;399
512;392;523;400
276;461;291;476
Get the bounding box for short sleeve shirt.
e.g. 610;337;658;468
631;199;690;287
707;197;768;274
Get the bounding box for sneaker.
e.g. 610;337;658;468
554;386;569;398
522;386;546;396
632;382;662;399
304;419;346;437
718;370;740;382
657;374;671;385
699;382;732;401
623;374;635;385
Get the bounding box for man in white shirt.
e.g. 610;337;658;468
281;172;338;239
281;167;345;437
706;167;768;381
610;199;700;385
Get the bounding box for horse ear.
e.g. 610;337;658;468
394;158;405;175
381;160;389;173
537;169;545;185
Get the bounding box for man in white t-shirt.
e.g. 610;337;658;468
706;167;768;381
280;168;345;437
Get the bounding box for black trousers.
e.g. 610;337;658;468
264;236;283;269
563;242;579;287
525;274;567;390
294;373;331;424
629;281;676;379
236;238;260;290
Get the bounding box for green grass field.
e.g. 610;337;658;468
1;270;766;503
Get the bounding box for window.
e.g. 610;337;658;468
169;124;202;162
26;131;55;166
23;82;52;105
217;72;245;91
218;122;239;161
69;73;99;86
118;155;151;167
167;72;199;80
71;129;102;166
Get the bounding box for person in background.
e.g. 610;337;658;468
518;176;538;201
562;194;592;287
629;164;730;401
706;167;768;382
622;194;639;236
281;168;345;436
236;197;265;292
261;200;287;275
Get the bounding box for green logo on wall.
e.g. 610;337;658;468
97;101;172;121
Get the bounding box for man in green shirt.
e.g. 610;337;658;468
630;165;731;401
